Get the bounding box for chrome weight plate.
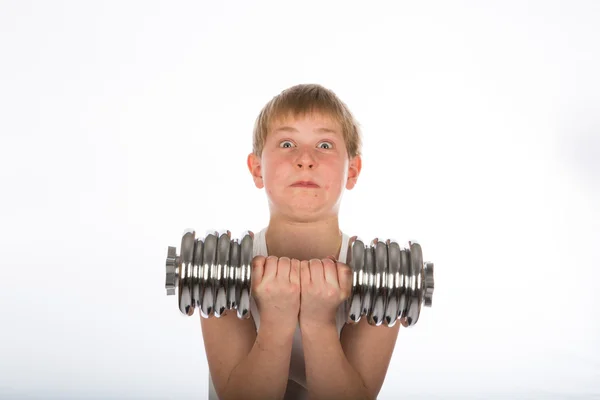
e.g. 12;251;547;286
361;243;375;319
200;231;218;318
237;231;253;319
192;238;204;311
368;238;388;326
214;230;231;318
190;239;204;309
398;248;410;321
345;236;364;324
186;241;195;314
406;241;423;326
227;239;240;310
384;240;401;327
178;229;195;316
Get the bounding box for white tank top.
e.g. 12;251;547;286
208;227;351;399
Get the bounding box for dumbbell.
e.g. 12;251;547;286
165;229;435;327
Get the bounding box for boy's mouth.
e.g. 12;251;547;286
291;180;320;188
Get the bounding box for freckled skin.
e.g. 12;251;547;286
248;113;360;223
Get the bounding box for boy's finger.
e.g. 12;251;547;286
309;259;323;284
323;258;339;286
337;263;353;299
277;257;291;279
263;256;278;280
300;260;311;287
251;256;265;287
290;259;301;286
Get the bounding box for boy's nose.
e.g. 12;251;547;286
297;162;314;169
295;149;317;169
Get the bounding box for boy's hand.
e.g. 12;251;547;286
298;256;353;330
251;255;301;330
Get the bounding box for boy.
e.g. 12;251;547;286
201;84;403;399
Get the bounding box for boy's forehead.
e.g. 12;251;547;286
270;112;342;134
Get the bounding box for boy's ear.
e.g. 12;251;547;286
345;155;362;190
247;153;264;189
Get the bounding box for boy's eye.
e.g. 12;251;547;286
278;141;334;149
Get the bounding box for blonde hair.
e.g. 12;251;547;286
252;84;362;159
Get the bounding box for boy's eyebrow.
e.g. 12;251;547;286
273;126;339;134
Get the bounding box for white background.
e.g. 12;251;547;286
1;1;599;398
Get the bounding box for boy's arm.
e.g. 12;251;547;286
301;318;401;400
201;311;295;400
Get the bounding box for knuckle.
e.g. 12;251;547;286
252;255;265;266
278;257;291;267
322;258;335;267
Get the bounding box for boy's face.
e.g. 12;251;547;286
248;112;361;221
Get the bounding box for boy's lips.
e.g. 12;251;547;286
291;180;320;188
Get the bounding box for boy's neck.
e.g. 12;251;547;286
264;217;343;261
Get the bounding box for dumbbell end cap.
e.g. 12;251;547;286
165;246;180;294
166;248;179;270
423;262;434;307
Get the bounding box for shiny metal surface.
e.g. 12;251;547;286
165;246;178;296
165;229;435;327
361;242;374;320
398;248;410;321
406;241;423;326
178;230;195;316
192;238;204;310
227;239;240;310
345;236;364;324
200;231;218;318
214;230;231;318
237;231;253;319
384;240;401;327
424;262;434;307
368;238;388;326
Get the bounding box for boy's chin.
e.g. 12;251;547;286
285;205;337;221
268;195;337;216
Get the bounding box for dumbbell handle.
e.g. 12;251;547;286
165;229;434;328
